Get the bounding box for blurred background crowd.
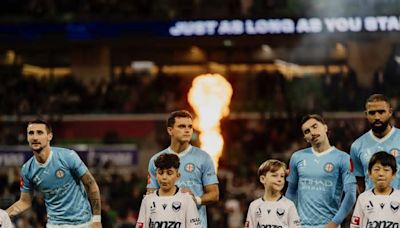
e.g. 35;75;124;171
1;0;400;227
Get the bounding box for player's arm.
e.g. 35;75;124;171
329;157;357;227
197;183;219;205
6;192;32;218
356;177;365;194
146;157;159;194
326;184;357;227
285;155;299;203
81;171;102;227
350;143;365;193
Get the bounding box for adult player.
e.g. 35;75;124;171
147;110;219;228
6;119;102;227
286;114;357;228
350;94;400;192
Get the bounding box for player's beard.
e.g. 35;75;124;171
371;119;390;134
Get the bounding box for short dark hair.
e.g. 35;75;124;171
166;110;193;128
28;119;52;133
365;94;391;109
300;114;326;126
368;151;397;174
155;153;180;170
258;159;287;178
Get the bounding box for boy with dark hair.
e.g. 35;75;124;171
137;153;201;228
351;152;400;227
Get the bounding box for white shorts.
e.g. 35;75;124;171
46;221;92;228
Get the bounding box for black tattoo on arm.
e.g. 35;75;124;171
81;172;101;215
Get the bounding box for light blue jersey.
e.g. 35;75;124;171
20;147;91;225
350;127;400;190
287;147;356;228
147;145;219;228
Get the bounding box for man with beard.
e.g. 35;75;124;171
6;119;102;227
350;94;400;193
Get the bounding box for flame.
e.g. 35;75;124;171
188;74;233;170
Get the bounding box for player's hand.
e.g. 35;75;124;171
92;221;102;228
181;187;194;197
324;222;338;228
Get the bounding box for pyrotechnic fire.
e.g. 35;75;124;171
188;74;233;169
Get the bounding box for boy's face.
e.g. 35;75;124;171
156;168;180;192
368;162;395;190
260;167;286;192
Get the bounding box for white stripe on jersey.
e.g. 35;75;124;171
351;189;400;228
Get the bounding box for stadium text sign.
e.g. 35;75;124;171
169;15;400;36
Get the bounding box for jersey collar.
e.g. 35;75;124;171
372;187;394;195
156;186;180;196
34;148;53;167
369;127;395;143
311;146;335;157
167;144;192;157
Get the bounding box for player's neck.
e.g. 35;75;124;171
159;186;177;196
312;141;331;153
33;146;51;164
374;187;393;195
170;142;190;154
263;189;282;201
372;125;392;138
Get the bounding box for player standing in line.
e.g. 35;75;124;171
146;110;219;228
245;159;300;228
350;94;400;193
286;114;357;228
137;153;201;228
5;119;102;228
351;152;400;227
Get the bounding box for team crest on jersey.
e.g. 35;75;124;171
55;169;65;178
390;201;400;213
390;149;399;157
276;208;285;217
185;163;195;172
324;163;334;173
172;201;181;212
